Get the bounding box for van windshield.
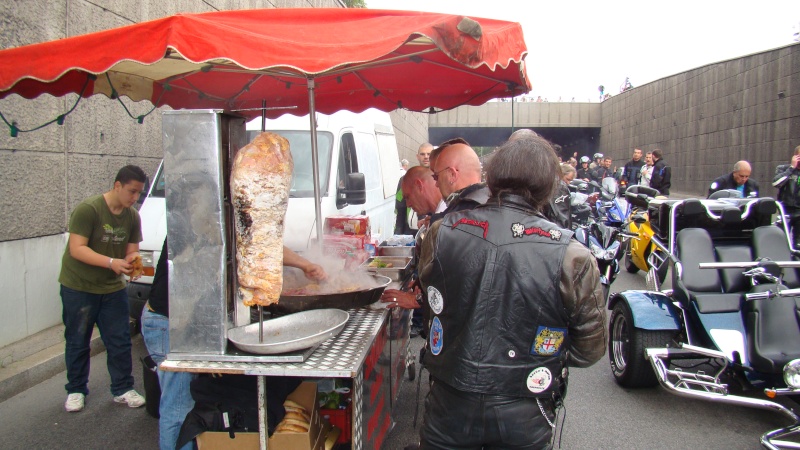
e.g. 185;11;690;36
150;131;334;200
246;130;333;198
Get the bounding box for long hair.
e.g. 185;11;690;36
486;136;560;210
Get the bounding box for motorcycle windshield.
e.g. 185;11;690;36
602;177;618;197
571;192;588;206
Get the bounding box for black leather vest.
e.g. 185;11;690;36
422;194;573;398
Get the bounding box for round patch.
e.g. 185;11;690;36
427;286;444;315
526;367;552;394
429;316;443;355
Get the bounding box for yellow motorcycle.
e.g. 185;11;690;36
622;186;670;290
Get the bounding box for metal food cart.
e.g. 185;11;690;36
158;109;412;449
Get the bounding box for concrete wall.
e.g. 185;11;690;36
600;43;800;196
0;1;428;349
429;101;602;129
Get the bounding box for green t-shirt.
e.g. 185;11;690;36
59;194;143;294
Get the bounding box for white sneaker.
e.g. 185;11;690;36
113;389;145;408
65;393;85;412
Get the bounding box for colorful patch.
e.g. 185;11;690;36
531;326;567;356
452;217;489;238
511;223;562;241
430;317;443;355
526;367;552;394
427;286;444;315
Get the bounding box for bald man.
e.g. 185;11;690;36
402;166;445;220
429;140;490;223
708;160;759;198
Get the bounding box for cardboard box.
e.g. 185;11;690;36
324;215;370;236
196;381;325;450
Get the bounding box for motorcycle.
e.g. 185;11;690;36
573;219;636;303
622;184;670;291
589;177;628;226
607;196;800;449
568;179;595;229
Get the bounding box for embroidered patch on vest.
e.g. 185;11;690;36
452;217;489;238
531;326;566;356
430;317;443;355
427;286;444;315
526;367;552;394
511;223;562;240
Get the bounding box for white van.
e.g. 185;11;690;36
128;108;402;321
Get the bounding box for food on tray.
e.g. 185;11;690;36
276;399;311;433
231;132;293;307
129;254;144;278
368;258;393;268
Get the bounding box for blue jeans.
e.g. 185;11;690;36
142;308;197;450
61;285;134;397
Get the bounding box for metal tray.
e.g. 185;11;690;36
227;309;350;355
359;256;412;281
378;242;415;257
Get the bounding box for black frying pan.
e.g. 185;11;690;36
270;274;391;315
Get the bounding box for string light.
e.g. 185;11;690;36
0;72;163;137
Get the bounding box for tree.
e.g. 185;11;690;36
346;0;367;7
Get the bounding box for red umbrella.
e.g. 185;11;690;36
0;8;530;120
0;8;530;240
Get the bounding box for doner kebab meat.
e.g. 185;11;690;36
231;132;293;307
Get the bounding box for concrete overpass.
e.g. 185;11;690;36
428;101;602;157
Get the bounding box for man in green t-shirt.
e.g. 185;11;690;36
59;165;148;412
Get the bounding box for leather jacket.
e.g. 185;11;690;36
650;159;671;195
430;182;491;224
544;180;571;229
419;194;607;398
774;163;800;210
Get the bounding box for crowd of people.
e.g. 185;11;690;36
58;133;799;450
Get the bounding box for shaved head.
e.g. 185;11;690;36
432;143;482;198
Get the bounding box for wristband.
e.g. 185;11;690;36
108;258;114;269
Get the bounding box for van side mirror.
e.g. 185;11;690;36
338;172;366;207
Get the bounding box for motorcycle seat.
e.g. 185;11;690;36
752;226;800;288
744;284;800;374
714;245;753;293
674;228;740;312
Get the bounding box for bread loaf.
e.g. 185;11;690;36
231;132;293;307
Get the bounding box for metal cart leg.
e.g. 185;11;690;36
258;375;269;450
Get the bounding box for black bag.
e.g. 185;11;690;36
175;375;301;449
141;355;161;419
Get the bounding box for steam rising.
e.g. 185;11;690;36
281;247;382;294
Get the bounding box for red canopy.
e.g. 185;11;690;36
0;8;530;119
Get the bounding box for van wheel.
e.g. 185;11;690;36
608;302;673;388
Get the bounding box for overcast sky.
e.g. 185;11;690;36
366;0;800;101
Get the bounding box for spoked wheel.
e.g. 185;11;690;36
608;301;673;388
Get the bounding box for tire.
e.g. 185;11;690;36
624;250;639;274
407;363;416;381
608;302;673;388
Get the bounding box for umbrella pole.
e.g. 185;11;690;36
261;99;266;132
307;78;324;248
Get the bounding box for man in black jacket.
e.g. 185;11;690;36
417;135;606;450
708;161;759;198
774;145;800;245
577;156;592;181
621;148;645;185
649;149;671;196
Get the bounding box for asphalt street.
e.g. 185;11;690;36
0;268;790;449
